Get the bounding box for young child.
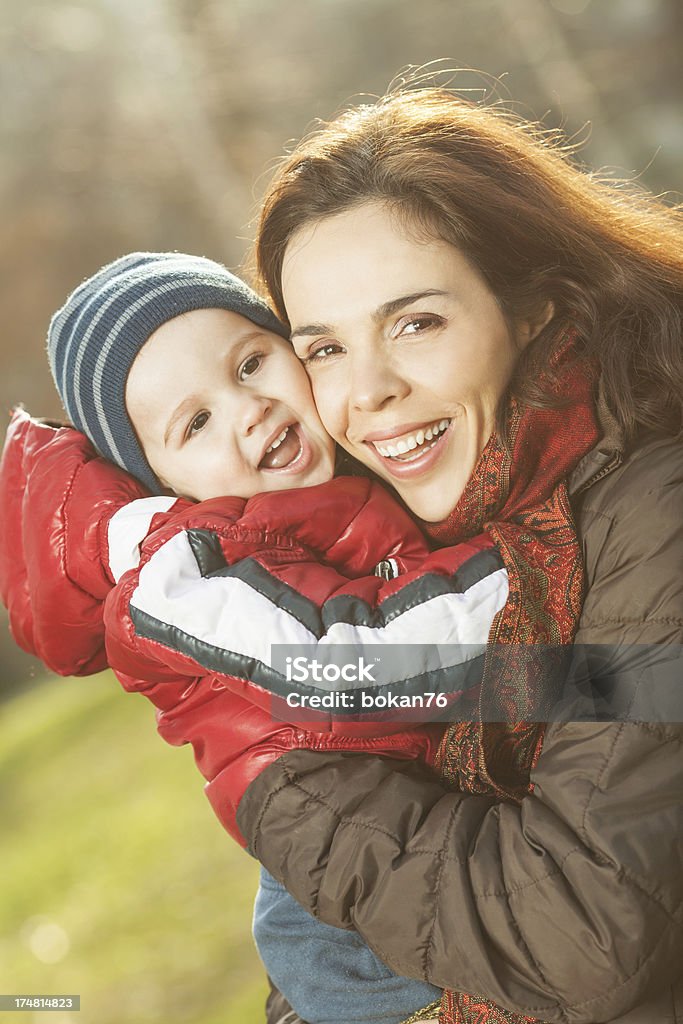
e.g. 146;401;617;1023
1;252;508;1024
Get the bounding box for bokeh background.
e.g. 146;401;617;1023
1;0;681;1021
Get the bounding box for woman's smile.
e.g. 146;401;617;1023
363;417;453;477
283;202;541;521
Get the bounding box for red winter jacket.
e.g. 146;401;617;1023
1;409;508;845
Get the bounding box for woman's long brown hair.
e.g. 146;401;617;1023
254;84;683;440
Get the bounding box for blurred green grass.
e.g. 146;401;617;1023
0;671;268;1023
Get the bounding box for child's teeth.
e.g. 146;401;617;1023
424;427;433;441
416;430;425;445
266;428;289;453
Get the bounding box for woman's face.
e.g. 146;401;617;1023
282;202;541;521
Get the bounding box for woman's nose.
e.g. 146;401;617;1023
348;348;409;413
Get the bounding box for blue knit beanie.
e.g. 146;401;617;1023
47;251;289;494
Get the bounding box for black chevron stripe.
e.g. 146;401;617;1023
129;603;485;718
185;530;504;636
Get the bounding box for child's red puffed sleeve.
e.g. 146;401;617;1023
0;408;186;675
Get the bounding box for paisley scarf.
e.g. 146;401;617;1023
422;334;601;1024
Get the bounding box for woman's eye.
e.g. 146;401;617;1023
397;314;444;336
187;411;210;437
239;354;262;379
304;342;343;364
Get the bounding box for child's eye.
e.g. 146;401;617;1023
187;411;210;437
239;353;263;379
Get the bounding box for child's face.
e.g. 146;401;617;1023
125;308;336;501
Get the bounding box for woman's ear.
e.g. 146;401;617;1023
517;299;555;349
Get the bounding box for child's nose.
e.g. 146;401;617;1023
240;394;273;435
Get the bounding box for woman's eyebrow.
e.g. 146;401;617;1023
373;289;448;321
290;322;333;341
290;290;448;340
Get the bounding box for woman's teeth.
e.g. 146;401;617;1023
374;419;451;460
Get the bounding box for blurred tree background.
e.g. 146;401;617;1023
0;0;681;1021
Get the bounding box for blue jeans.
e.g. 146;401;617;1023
254;867;441;1024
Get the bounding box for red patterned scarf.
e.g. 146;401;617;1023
422;335;601;1024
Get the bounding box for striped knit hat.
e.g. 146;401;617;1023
47;251;289;494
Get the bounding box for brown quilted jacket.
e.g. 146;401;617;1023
238;424;683;1024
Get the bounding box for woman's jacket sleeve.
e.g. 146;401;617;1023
235;453;683;1023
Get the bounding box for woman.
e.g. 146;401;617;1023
234;85;683;1023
